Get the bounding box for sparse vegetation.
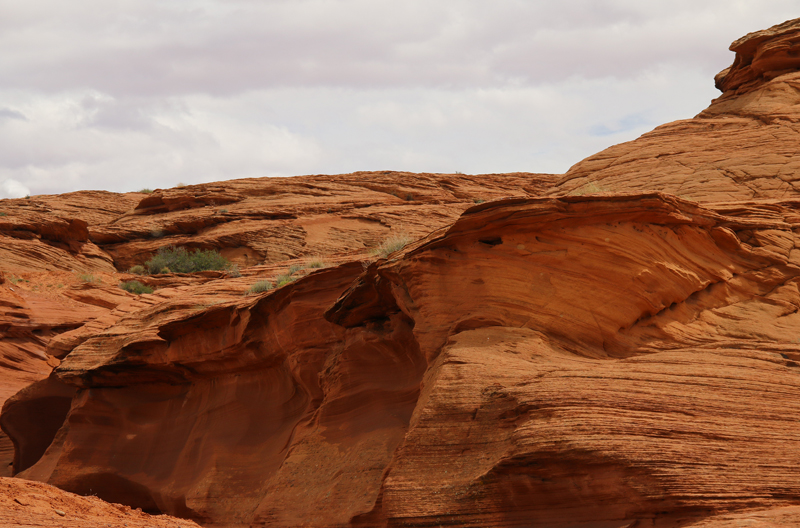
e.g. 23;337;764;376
275;274;294;287
473;198;485;204
128;265;146;275
24;195;30;199
569;182;610;196
284;259;328;278
246;280;273;295
119;280;154;295
371;233;412;258
78;273;100;283
0;212;6;216
219;208;228;214
144;246;231;274
138;189;153;194
307;259;326;269
405;193;414;201
228;264;241;278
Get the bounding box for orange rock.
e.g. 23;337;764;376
0;476;200;528
551;19;800;203
716;18;800;94
5;192;800;526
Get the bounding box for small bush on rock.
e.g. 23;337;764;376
246;280;273;295
128;265;146;275
371;234;412;258
275;274;294;287
145;246;231;274
119;280;154;295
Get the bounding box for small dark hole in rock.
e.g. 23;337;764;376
479;237;503;247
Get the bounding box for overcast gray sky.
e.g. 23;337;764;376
0;1;797;198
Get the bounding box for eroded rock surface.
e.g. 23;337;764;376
0;476;200;528
0;171;549;491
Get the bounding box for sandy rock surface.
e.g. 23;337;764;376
4;16;800;528
0;477;200;528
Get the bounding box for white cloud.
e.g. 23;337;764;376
0;1;798;195
0;178;30;198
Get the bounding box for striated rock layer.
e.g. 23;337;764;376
8;192;800;527
5;16;800;528
0;171;551;486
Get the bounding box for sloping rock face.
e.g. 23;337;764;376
0;476;201;528
333;195;800;526
5;17;800;528
551;18;800;203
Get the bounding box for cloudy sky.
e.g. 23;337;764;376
0;1;797;198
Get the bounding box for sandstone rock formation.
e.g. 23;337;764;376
4;16;800;528
0;476;200;528
0;170;552;523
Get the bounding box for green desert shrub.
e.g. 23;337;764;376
286;259;327;275
275;274;294;287
128;265;146;275
138;188;153;194
145;246;231;274
119;280;154;295
78;273;99;283
246;280;273;295
306;259;326;269
371;234;412;258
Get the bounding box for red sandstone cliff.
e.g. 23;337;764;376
4;17;800;528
